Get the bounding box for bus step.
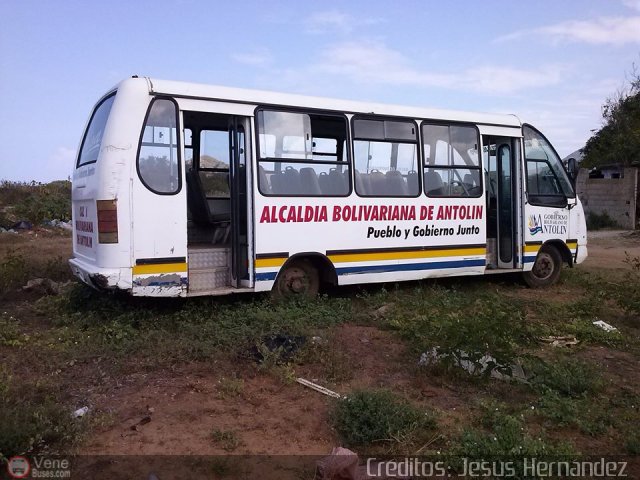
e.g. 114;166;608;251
188;246;230;269
188;266;230;291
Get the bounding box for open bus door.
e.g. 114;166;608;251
483;135;523;270
179;109;252;295
131;97;189;296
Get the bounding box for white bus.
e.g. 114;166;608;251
69;76;587;297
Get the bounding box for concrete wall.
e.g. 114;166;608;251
575;167;638;230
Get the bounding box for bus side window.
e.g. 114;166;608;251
422;123;481;198
352;117;420;197
257;110;350;197
138;98;181;195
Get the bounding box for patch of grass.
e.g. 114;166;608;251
0;180;72;225
529;356;603;398
450;413;575;468
0;250;29;295
211;428;243;452
332;390;435;449
616;254;640;316
536;391;612;436
0;371;84;460
0;313;30;347
216;376;244;399
382;285;535;377
295;336;353;384
625;433;640;455
35;284;352;366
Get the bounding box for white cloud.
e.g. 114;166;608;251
311;41;562;94
304;10;381;34
497;16;640;45
623;0;640;11
230;48;273;67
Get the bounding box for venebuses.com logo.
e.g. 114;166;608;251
6;456;71;478
6;457;30;479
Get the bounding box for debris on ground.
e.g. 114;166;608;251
316;447;360;480
296;378;343;399
418;347;528;383
249;334;306;364
0;227;18;234
373;303;393;319
539;335;580;347
43;219;72;230
316;447;411;480
130;415;152;431
12;220;33;230
593;320;619;332
73;406;89;418
22;278;64;295
311;335;327;345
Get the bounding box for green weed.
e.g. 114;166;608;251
36;284;352;366
211;429;243;452
332;390;435;449
0;250;28;295
450;414;575;475
216;376;244;399
0;313;29;347
0;372;84;460
529;357;603;398
385;285;534;377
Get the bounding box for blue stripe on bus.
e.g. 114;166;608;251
336;259;486;276
523;255;537;263
255;258;486;282
255;271;278;281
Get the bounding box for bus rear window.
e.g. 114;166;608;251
77;94;116;167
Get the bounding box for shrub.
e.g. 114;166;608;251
529;357;603;398
616;254;640;315
586;211;618;230
332;390;434;447
0;180;71;225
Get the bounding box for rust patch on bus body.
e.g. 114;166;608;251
133;273;183;288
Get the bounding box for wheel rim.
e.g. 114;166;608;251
279;266;310;294
532;252;555;281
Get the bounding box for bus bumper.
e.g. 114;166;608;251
68;258;132;292
575;245;588;265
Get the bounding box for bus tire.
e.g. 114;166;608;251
273;258;319;298
523;245;562;288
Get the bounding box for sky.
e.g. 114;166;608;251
1;0;639;182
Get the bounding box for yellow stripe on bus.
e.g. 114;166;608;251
255;247;486;269
524;242;577;253
255;257;288;268
328;247;486;264
133;263;188;275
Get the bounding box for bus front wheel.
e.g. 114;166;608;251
273;259;319;298
523;245;562;288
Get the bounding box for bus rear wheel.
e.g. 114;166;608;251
523;245;562;288
273;259;319;298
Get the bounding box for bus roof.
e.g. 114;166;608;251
139;77;522;128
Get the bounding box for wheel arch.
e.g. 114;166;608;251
277;252;338;288
541;239;573;267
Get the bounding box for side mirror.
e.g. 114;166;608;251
567;158;578;181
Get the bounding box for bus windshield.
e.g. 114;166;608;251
523;124;574;199
77;94;116;167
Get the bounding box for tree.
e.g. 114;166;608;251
582;65;640;169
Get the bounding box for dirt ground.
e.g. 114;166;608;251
2;229;639;469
